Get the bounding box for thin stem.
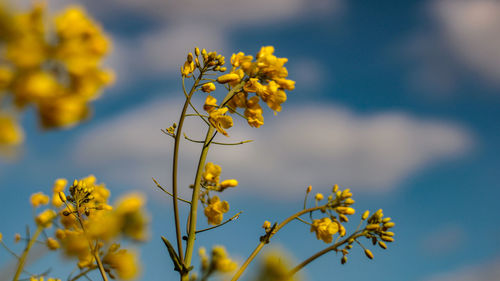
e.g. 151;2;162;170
172;72;205;265
75;203;108;281
12;226;43;281
182;75;210;127
183;82;245;281
295;217;312;226
152;178;191;204
231;205;324;281
184;133;253;146
69;268;95;281
287;231;364;277
1;241;20;258
196;212;242;234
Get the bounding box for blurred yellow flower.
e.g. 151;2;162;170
30;192;50;207
0;114;24;145
204;196;229;225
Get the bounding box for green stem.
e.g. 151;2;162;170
172;73;204;266
69;268;95;281
287;231;364;277
230;205;324;281
182;83;245;281
12;226;43;281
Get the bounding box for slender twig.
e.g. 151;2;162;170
182;82;245;281
295;217;312;226
230;205;325;281
196;212;242;234
172;72;205;267
74;202;108;281
69;268;95;281
1;241;20;258
152;178;191;204
182;75;210;127
287;231;364;277
183;133;253;146
12;226;43;281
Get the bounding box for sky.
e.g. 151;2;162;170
1;0;500;280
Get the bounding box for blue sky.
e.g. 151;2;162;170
1;0;500;280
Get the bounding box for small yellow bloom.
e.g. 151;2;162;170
262;220;271;229
181;60;195;77
244;96;264;128
208;107;233;136
243;78;264;93
310;217;339;243
46;237;60;250
53;178;68;193
315;193;324;201
35;209;57;228
201;82;216;93
220;179;238;189
204;196;229;225
0;115;24;146
30;192;50;207
274;78;296;90
102;248;140;280
14;233;21;243
202;162;221;186
203;95;218;113
212;246;237;272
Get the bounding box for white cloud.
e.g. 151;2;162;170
403;0;500;93
422;259;500;281
73;97;473;200
432;0;500;84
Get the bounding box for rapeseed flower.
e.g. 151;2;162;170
310;217;339;243
204;196;229;225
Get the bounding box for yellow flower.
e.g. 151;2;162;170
35;209;57;228
46;237;60;250
230;52;253;71
30;192;50;207
244;96;264;128
255;249;300;281
336;207;355;215
208;107;233;136
114;193;149;241
274;78;296;91
220;179;238;189
201;82;216;93
204;196;229;225
38;96;89;129
203;95;218;113
14;233;21;243
216;73;241;84
0;114;24;145
53;178;68;193
212;246;237;272
310;217;339;243
262;221;271;229
181;60;195;77
243;78;264;93
14;71;59;104
315;193;324;201
102;247;140;280
203;162;221;186
226;91;247;112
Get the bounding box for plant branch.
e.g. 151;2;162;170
152;178;191;204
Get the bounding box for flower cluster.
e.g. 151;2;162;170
7;176;148;280
220;46;295;128
0;4;113;148
197;245;237;279
200;162;238;225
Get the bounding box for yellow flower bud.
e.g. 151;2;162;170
306;185;312;193
220;179;238;188
336;207;355;215
46;237;60;250
381;235;394;242
14;233;21;243
315;193;324;201
341;256;347;264
364;249;374;259
383;222;395;229
366;224;379;230
362;210;370;220
378;241;387;249
216;73;240;84
262;220;271;229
